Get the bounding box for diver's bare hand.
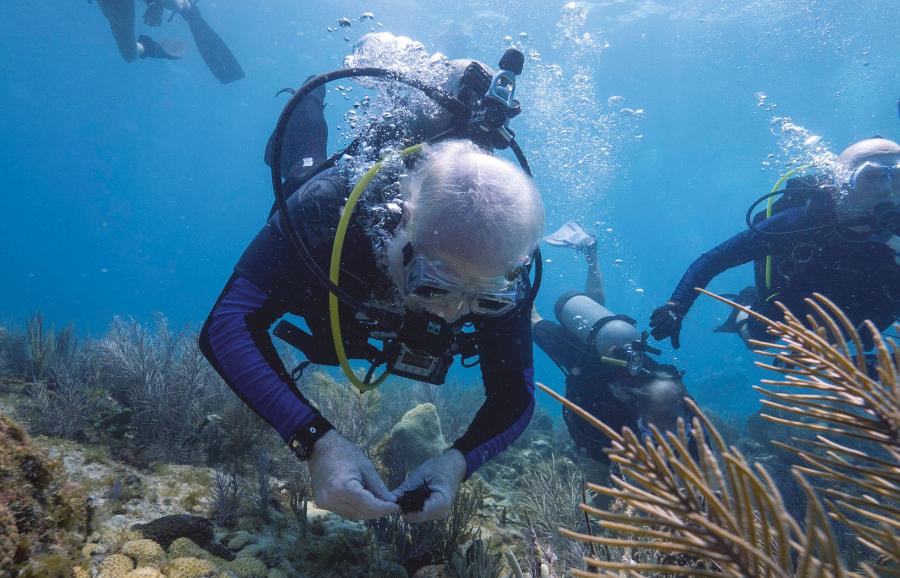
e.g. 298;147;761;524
392;449;466;523
308;431;399;520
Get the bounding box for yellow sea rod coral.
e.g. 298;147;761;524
98;553;135;578
122;539;166;567
226;557;268;578
161;557;217;578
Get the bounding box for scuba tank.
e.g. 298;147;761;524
554;291;640;357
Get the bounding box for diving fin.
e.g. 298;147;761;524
157;37;188;59
544;220;596;250
137;35;185;60
181;3;244;84
97;0;137;62
713;286;758;334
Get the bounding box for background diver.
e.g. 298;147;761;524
94;0;244;84
533;221;695;481
650;137;900;350
201;48;546;523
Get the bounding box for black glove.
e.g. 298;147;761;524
650;301;683;349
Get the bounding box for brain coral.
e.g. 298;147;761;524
0;412;88;576
98;554;135;578
161;557;218;578
168;537;209;560
124;568;164;578
226;557;268;578
121;539;166;567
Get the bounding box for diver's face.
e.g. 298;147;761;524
409;296;472;324
837;152;900;229
400;253;522;323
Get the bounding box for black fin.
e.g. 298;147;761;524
182;5;244;84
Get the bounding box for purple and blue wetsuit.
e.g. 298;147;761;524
199;169;535;478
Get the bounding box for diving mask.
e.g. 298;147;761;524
403;255;523;317
847;160;900;195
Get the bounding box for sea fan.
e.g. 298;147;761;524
538;291;898;577
704;289;900;571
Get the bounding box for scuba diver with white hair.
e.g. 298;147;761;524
200;40;544;523
650;137;900;350
94;0;244;83
533;222;694;478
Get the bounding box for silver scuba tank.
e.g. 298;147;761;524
554;291;640;357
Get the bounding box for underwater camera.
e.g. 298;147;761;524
457;48;524;149
383;313;467;385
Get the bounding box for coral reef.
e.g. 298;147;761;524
0;411;88;577
541;292;899;577
3;311;593;578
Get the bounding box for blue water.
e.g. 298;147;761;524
1;0;897;421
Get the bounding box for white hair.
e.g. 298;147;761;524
832;137;900;220
404;140;544;279
834;137;900;182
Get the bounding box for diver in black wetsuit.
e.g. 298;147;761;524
95;0;244;83
200;47;543;523
533;222;693;476
650;138;900;349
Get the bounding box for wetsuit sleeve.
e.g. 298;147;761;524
452;306;535;478
668;207;809;314
198;174;349;443
199;274;325;442
533;319;585;373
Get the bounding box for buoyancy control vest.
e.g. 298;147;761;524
749;174;837;303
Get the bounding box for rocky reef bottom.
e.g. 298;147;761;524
0;400;576;578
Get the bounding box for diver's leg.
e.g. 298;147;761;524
143;0;166;27
177;1;244;84
544;221;604;304
582;241;605;306
97;0;137;62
